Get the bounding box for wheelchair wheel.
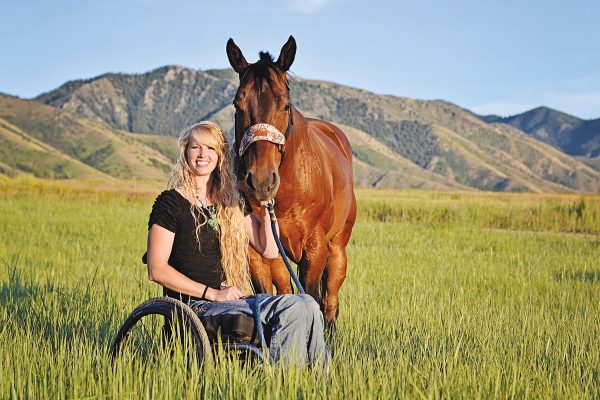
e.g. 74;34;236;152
110;297;214;369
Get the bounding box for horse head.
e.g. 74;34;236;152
227;36;296;202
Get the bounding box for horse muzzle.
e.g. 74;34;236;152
245;170;280;201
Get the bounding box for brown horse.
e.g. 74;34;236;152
226;36;356;325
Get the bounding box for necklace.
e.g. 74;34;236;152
196;195;219;230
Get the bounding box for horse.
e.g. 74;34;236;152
226;36;356;326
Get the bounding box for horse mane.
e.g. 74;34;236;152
259;51;274;62
250;51;290;95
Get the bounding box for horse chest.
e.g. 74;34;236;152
276;216;311;262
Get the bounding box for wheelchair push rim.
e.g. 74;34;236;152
110;296;214;370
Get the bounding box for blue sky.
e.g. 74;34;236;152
2;0;599;119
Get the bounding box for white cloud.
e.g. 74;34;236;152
287;0;330;14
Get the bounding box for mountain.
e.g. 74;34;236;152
29;66;600;192
36;67;239;137
480;107;600;157
0;93;176;180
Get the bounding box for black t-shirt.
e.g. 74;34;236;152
147;189;226;302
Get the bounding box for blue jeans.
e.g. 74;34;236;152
190;293;328;368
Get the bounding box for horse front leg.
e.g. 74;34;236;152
323;203;356;329
248;245;274;294
322;240;347;329
298;233;329;309
270;256;292;294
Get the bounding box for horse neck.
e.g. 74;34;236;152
284;108;309;160
279;108;315;186
288;108;311;149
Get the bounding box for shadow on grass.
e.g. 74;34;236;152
554;270;600;283
0;255;116;352
0;257;212;368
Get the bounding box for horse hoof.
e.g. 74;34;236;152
324;321;337;339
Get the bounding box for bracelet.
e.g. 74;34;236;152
201;286;209;300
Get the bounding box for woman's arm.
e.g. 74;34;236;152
147;224;245;301
244;201;279;259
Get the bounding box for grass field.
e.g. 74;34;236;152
1;177;599;399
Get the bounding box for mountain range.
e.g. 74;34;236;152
1;65;599;192
481;107;600;158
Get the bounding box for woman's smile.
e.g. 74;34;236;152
187;133;219;176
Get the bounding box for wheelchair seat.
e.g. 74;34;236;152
195;312;270;346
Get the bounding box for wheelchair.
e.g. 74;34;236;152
110;295;270;369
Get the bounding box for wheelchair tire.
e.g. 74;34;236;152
110;297;214;369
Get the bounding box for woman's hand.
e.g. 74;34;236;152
244;199;279;259
259;199;274;209
207;285;245;301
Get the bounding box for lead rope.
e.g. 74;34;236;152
253;202;305;363
266;203;331;372
266;202;305;294
252;293;269;362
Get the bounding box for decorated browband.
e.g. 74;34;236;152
238;123;286;157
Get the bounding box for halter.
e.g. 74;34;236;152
238;123;286;157
237;107;294;158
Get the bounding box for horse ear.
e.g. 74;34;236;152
226;38;249;74
276;36;296;72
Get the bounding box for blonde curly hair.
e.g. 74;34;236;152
168;121;252;294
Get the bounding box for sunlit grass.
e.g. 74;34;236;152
1;178;598;398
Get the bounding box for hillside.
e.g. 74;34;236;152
1;92;455;189
0;94;176;181
29;66;600;192
480;107;600;157
0;117;111;180
333;122;468;190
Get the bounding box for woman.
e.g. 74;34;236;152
146;121;327;368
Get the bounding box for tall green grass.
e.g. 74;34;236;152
358;189;600;235
1;178;598;398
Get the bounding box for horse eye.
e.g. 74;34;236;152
284;104;291;112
